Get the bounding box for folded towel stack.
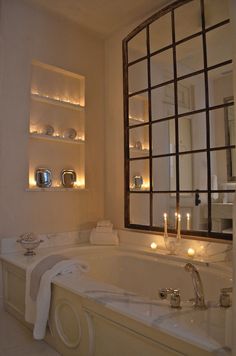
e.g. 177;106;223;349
90;220;119;245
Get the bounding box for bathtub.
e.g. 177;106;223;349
1;245;233;356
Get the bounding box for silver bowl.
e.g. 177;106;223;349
17;234;43;256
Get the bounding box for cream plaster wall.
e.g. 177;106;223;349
104;19;148;228
0;0;105;239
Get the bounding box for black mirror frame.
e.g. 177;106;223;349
123;0;234;241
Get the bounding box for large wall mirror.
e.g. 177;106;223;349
123;0;235;240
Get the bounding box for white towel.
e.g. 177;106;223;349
96;220;113;227
89;228;119;245
95;226;113;233
25;256;89;340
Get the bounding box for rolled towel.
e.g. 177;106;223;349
95;226;113;233
97;220;113;227
89;229;119;245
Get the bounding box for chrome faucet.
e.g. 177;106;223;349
184;263;207;310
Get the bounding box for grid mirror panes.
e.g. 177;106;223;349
123;0;234;240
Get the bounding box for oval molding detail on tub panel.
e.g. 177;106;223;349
54;299;82;349
84;310;95;356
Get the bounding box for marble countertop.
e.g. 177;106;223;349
0;244;232;354
54;270;229;354
0;243;232;272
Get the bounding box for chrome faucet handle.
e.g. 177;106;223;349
170;289;181;309
220;287;233;308
159;288;181;308
159;288;174;299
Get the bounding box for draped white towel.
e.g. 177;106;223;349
89;228;119;245
25;255;89;340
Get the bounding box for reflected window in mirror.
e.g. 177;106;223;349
123;0;234;240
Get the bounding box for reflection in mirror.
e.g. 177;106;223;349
211;149;236;192
124;0;234;239
130;193;150;225
128;59;148;94
153;156;176;191
212;149;230;193
178;74;205;114
179;113;206;151
204;0;230;28
179;152;207;191
129;126;149;159
129;93;148;125
151;84;175;120
151;49;173;86
153;193;174;228
130;159;149;191
224;100;236;180
175;0;201;41
128;29;147;63
152;119;175;156
176;36;203;77
210;108;229;148
150;13;172;53
210;193;233;234
208;64;233;107
206;23;232;67
181;193;208;231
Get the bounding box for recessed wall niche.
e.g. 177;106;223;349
28;60;85;191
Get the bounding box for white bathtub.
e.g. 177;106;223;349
74;248;232;301
1;245;233;356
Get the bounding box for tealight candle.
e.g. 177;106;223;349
150;242;157;250
187;248;195;258
186;213;191;230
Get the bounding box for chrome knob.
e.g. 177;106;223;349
219;287;232;308
170;289;181;309
159;288;174;299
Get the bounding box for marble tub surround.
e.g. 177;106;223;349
0;229;90;255
0;246;233;355
119;229;233;264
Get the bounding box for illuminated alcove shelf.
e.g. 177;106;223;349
29;132;85;145
26;187;87;192
28;60;86;190
31;93;85;112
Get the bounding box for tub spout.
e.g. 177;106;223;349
184;263;207;310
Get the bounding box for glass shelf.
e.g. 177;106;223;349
29;132;85;145
129;117;145;125
31;93;85;112
26;186;86;192
129;147;149;155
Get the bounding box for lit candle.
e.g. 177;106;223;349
187;248;195;258
175;212;178;229
163;213;168;237
150;242;157;250
186;213;191;230
177;214;181;239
